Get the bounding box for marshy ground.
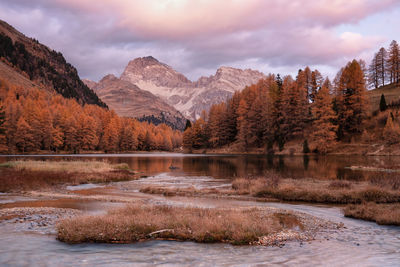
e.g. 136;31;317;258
1;157;400;250
0;159;346;248
1;156;400;266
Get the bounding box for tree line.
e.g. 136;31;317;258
369;40;400;88
0;79;182;153
183;60;369;153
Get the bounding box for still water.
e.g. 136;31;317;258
1;153;400;266
3;153;400;180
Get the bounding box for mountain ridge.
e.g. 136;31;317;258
84;74;187;130
119;56;266;119
0;19;107;108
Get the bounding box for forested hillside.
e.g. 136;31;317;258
0;20;106;107
0;79;182;154
184;56;399;154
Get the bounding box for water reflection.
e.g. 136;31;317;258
3;153;400;181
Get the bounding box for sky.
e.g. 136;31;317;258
1;0;400;82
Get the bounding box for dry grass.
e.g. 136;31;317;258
139;186;227;197
57;204;303;245
232;171;281;195
344;203;400;226
232;175;400;204
0;160;137;192
0;160;130;173
369;173;400;190
328;180;352;189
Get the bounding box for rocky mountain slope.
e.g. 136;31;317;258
84;75;187;130
120;56;266;119
0;19;106;108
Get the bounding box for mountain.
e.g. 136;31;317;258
0;19;106;108
0;60;41;90
120;56;266;119
85;74;187;130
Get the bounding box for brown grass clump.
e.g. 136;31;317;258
232;171;281;195
0;160;130;173
344;203;400;226
139;186;229;197
57;204;303;245
232;175;400;204
369;173;400;190
0;160;137;192
328;180;352;189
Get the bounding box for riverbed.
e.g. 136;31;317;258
1;153;400;266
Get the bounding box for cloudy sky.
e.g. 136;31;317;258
1;0;400;81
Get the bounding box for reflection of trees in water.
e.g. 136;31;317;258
11;155;400;182
182;157;238;179
303;156;309;170
136;158;185;175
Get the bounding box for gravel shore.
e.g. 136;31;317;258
0;207;82;234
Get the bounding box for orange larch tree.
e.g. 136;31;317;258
311;79;338;153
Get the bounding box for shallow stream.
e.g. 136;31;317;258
1;153;400;266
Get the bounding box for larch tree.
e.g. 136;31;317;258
368;54;379;89
311;79;338;153
281;75;308;140
119;121;137;151
0;102;7;152
14;117;35;152
264;74;285;150
335;60;369;140
224;91;241;144
64;115;79;152
310;70;323;103
237;93;252;149
387;40;400;84
190;117;207;149
50;126;64;152
207;103;227;147
247;86;268;147
383;113;400;144
376;47;388;86
182;126;194;150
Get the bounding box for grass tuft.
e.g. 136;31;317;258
57;204;304;245
344;203;400;226
232;172;400;204
0;160;137;192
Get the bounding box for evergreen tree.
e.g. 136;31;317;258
184;119;192;131
380;94;387;112
303;139;310;153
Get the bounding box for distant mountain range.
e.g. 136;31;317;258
119;56;266;119
84;74;187;130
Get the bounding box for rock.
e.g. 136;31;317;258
120;56;266;120
92;72;187;130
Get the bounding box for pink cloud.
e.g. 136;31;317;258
54;0;398;39
0;0;397;80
